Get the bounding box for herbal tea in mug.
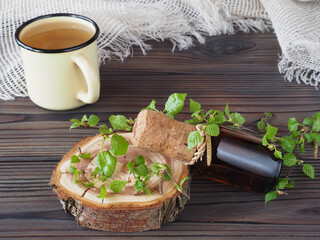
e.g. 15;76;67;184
15;13;100;110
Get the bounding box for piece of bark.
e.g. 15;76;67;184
50;133;190;232
132;110;197;163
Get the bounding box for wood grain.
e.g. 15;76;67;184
1;32;320;239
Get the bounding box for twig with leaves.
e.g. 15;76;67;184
68;92;316;205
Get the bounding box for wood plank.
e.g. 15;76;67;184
1;31;320;238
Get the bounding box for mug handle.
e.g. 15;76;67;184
73;53;100;104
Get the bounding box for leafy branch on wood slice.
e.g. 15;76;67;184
68;93;316;205
69;114;132;198
127;156;190;198
69;111;189;198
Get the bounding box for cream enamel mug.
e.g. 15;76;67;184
15;13;100;110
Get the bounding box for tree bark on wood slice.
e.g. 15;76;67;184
50;133;190;232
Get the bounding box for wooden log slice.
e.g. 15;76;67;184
50;133;190;232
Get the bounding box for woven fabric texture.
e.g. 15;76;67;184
0;0;319;100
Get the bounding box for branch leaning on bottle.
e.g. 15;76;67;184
70;93;316;205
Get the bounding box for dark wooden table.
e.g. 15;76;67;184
1;32;320;239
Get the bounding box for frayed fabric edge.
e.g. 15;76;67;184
0;1;274;101
278;55;320;90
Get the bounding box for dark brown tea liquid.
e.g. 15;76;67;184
195;132;282;193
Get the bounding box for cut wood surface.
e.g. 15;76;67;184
1;32;320;239
50;133;190;232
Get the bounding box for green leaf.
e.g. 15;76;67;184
229;113;235;122
74;170;80;183
281;136;296;153
141;99;157;111
134;164;149;177
265;191;277;205
110;180;128;193
312;117;320;132
97;150;117;178
166;113;174;119
93;167;100;178
265;112;272;118
134;179;144;192
163;165;172;181
164;93;187;117
299;141;305;154
311;133;320;142
98;124;113;135
81;180;94;187
277;178;289;190
69;165;77;174
288;117;298;132
205;109;215;117
286;180;295;188
303;117;314;126
304;133;313;143
88;115;100;127
190;98;201;113
303;164;315;179
185;118;198;124
225;104;230;116
205;124;220;137
110;133;129;156
79;153;91;159
97;186;107;198
257;120;265;132
233;112;245;125
136;155;145;165
69;122;81;130
174;182;182;192
151;162;163;174
191;109;203;118
290;131;300;139
214;111;226;125
274;149;282;159
180;176;190;188
187;131;202;150
283;153;297;167
70;118;81;124
262;135;268;146
71;155;80;164
266;123;278;140
143;187;151;196
127;161;135;174
312;112;320;119
81;115;88;122
144;174;151;183
109;115;130;131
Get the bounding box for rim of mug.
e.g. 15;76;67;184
15;13;100;53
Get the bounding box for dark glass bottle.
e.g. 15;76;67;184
195;130;282;193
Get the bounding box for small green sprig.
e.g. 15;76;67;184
68;150;128;198
97;180;128;199
152;162;190;199
70;114;134;133
127;156;190;198
69;114;131;198
141;93;187;119
127;155;152;195
186;99;245;150
257;112;273;132
69;152;91;183
260;115;317;204
68;93;317;205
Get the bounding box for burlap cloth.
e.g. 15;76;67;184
1;0;319;100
